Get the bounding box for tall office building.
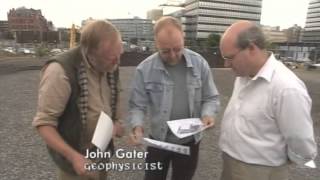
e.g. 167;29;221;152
181;0;262;40
108;18;153;42
302;0;320;42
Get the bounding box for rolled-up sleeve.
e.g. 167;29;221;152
200;59;220;118
127;68;148;128
276;88;317;165
32;62;71;127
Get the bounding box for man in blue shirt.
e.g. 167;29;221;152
127;16;220;180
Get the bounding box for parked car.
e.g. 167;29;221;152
305;62;320;70
3;47;16;54
283;61;298;69
17;48;33;54
50;48;62;54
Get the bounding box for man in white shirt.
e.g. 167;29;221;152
219;20;317;180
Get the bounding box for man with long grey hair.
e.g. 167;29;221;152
33;20;124;180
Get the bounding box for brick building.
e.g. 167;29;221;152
7;7;49;32
7;7;56;43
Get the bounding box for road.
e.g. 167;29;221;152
0;57;319;180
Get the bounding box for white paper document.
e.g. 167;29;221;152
143;138;190;155
304;160;316;168
167;118;206;139
91;111;113;151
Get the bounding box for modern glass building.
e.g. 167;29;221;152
181;0;262;40
302;0;320;42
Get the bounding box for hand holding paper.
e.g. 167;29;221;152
91;111;113;151
201;116;215;128
129;126;144;146
167;118;208;139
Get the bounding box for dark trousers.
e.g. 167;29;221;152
144;140;200;180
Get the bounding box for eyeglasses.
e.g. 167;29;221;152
222;49;244;61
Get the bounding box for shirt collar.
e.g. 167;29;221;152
81;47;94;70
252;52;277;83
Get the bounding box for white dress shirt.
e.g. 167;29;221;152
219;53;317;166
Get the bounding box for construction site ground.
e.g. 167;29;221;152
0;57;319;180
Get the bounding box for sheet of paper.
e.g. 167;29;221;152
143;138;190;155
304;160;316;168
167;118;207;139
91;111;113;151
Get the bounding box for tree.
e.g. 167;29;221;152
207;33;221;48
308;48;320;62
129;37;138;45
265;41;278;51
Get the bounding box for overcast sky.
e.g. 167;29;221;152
0;0;311;29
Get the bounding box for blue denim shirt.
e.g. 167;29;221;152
127;49;220;142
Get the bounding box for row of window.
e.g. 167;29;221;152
9;25;39;30
304;26;320;31
279;46;311;52
302;37;320;42
182;16;259;26
302;30;320;36
263;32;286;38
196;9;260;19
114;26;152;30
310;0;320;5
111;23;152;27
305;21;320;28
207;0;262;7
307;12;320;18
8;19;35;24
198;2;261;13
111;21;151;24
197;24;229;31
306;18;320;23
308;1;320;9
8;13;39;17
307;7;320;13
185;2;261;14
197;16;249;24
307;10;320;15
184;0;261;7
112;26;152;31
121;33;152;36
120;30;152;33
306;17;320;23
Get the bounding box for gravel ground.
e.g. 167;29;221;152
0;58;319;180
